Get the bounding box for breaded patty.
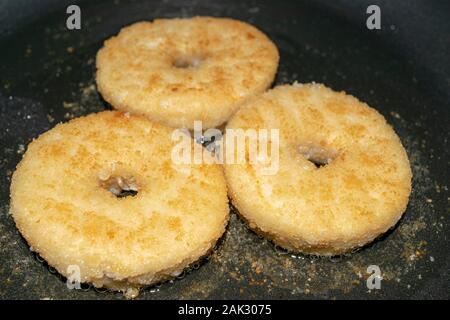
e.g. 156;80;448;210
224;83;412;256
96;17;279;129
10;111;229;297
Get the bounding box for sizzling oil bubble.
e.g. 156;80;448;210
48;266;57;274
347;247;362;256
94;286;109;294
153;282;162;289
80;282;92;292
274;244;289;255
148;287;160;293
143;283;161;294
309;254;320;261
34;253;45;263
290;253;305;260
329;255;343;263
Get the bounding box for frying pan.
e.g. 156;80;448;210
0;0;449;299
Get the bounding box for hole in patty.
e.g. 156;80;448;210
298;143;337;168
99;174;138;198
173;55;204;68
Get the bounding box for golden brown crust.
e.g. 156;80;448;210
10;111;229;294
224;83;412;256
96;17;279;129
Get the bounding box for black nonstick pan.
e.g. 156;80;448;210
0;0;449;299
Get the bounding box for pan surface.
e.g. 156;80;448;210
0;0;449;299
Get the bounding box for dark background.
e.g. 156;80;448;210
0;0;449;299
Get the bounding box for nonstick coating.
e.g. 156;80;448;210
0;0;449;299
